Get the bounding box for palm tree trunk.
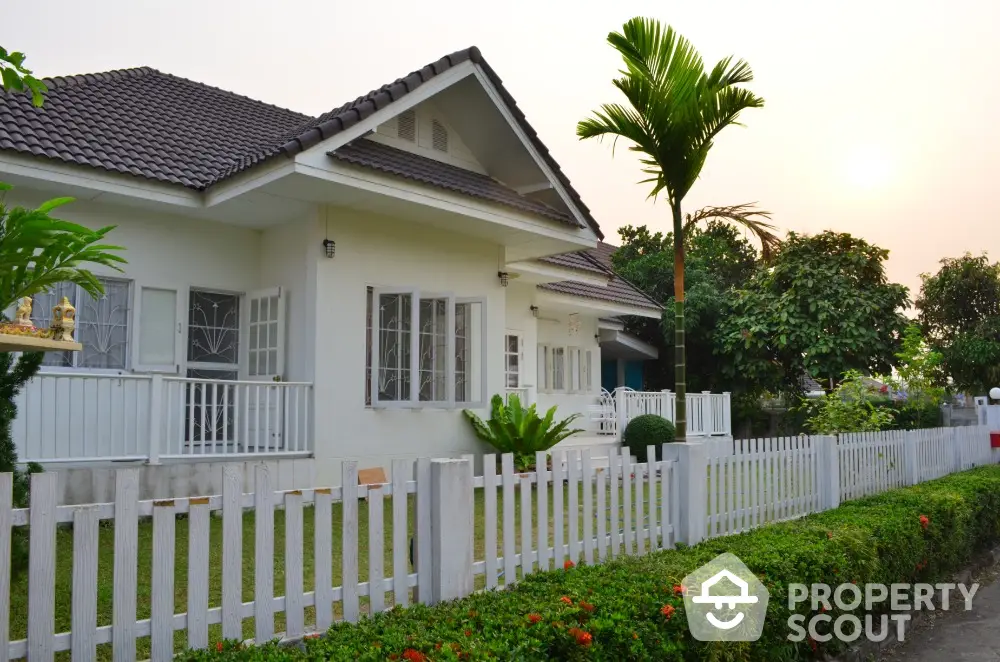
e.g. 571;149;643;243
672;202;687;442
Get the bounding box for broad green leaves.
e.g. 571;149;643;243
0;184;127;311
0;48;47;107
463;395;584;471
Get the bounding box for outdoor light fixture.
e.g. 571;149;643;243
322;238;336;258
530;305;539;318
990;387;1000;401
498;271;509;287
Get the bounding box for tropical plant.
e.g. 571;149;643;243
0;185;126;310
578;17;764;440
463;395;583;471
804;370;895;434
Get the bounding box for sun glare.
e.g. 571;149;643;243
845;145;892;190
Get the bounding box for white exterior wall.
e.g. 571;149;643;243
309;205;504;480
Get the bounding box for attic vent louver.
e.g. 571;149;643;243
431;119;448;152
397;110;416;142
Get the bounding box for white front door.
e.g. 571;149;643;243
244;288;286;450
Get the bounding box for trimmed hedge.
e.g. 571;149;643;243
623;414;676;462
185;466;1000;661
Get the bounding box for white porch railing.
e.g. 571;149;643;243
12;372;313;464
503;387;533;406
591;388;732;437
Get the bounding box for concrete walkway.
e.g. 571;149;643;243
881;565;1000;661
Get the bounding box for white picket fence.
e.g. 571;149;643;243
1;426;995;660
596;388;732;437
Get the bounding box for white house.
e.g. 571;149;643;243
0;47;729;500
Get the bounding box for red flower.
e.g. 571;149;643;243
560;596;573;604
632;632;639;640
673;584;685;595
305;633;320;640
579;601;595;613
564;559;576;570
528;613;543;624
464;630;472;637
661;604;676;619
403;650;427;662
809;637;818;652
216;642;223;652
569;627;592;646
820;605;827;613
919;515;930;530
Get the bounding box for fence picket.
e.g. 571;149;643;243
0;475;10;660
285;490;305;637
314;488;334;631
221;467;243;640
596;464;607;560
151;501;176;661
608;448;620;559
552;451;565;566
501;453;516;584
112;469;139;661
483;454;499;589
536;451;549;573
567;450;580;563
415;458;432;605
368;486;385;614
635;461;646;555
622;453;633;556
520;476;533;577
582;449;594;565
342;461;360;621
646;446;658;549
392;460;410;608
187;498;210;650
71;506;98;661
254;465;274;642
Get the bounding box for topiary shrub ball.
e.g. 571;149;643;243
623;414;676;462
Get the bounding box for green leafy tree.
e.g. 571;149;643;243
916;253;1000;393
578;18;764;440
0;48;46;107
805;370;895;434
463;395;583;471
718;231;910;393
885;324;945;404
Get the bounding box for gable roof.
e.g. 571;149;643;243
330;140;577;227
538;242;663;313
0;47;602;237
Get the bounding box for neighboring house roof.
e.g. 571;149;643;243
539;241;663;313
330;140;575;227
801;373;825;393
0;47;602;237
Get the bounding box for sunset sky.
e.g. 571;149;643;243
5;0;997;297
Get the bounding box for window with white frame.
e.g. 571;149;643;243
504;333;522;388
365;287;485;407
538;344;593;393
32;277;131;370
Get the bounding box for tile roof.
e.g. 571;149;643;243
0;47;602;237
538;242;662;313
330;140;576;226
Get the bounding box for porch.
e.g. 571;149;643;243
504;386;732;438
13;372;313;464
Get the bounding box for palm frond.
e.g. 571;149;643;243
684;203;781;261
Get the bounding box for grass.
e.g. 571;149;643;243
9;481;661;661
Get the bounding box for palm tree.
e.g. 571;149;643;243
685;203;780;262
578;18;764;440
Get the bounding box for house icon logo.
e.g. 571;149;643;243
682;553;769;641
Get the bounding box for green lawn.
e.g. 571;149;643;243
10;481;665;660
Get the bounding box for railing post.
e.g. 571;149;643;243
430;458;473;604
616;389;627;441
662;441;707;546
148;374;163;465
815;435;840;511
722;392;732;436
526;385;536;407
661;390;671;422
904;430;920;485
